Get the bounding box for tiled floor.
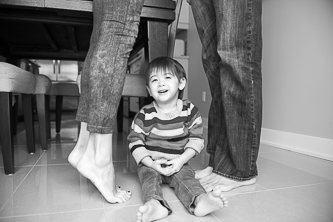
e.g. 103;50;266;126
1;112;333;222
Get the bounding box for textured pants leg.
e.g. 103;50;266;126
168;164;205;214
76;0;103;125
191;0;263;180
76;0;145;133
137;164;172;214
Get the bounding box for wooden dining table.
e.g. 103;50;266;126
0;0;176;62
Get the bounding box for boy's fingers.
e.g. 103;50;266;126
155;159;167;164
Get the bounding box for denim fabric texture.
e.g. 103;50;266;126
191;0;263;181
137;163;206;215
76;0;145;133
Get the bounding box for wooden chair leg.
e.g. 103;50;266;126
55;95;63;133
0;92;15;174
22;94;35;154
45;95;51;139
11;94;19;136
36;94;49;150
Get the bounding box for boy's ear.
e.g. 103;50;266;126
178;77;186;91
146;85;152;96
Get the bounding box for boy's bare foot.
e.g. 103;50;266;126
68;122;89;168
195;166;213;180
200;173;256;192
137;199;168;222
76;133;131;203
194;188;228;217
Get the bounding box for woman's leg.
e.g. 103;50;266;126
72;0;145;203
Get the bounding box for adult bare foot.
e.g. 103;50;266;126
195;166;213;180
200;173;256;192
68;122;89;168
137;199;168;222
194;188;228;217
116;186;132;200
76;133;131;203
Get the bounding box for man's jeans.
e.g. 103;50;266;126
76;0;145;133
191;0;263;181
137;163;206;214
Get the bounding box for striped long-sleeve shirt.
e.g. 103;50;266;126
128;99;204;164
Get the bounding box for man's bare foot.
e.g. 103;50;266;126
200;173;256;192
137;199;168;222
68;122;89;168
76;133;131;203
195;166;213;180
194;188;228;217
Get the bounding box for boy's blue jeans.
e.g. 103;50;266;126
190;0;263;181
137;163;206;215
76;0;145;133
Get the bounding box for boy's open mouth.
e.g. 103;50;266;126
158;89;168;94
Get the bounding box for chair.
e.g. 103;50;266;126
126;0;183;91
34;74;52;150
117;0;183;130
0;62;51;175
49;82;80;133
48;0;183;134
123;0;183;94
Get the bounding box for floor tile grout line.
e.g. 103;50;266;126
222;181;333;199
264;182;333;222
212;212;223;222
253;181;333;195
0;207;105;219
31;160;128;167
102;200;182;210
0;150;47;213
259;157;333;181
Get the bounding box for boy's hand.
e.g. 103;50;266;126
164;157;186;176
151;159;171;176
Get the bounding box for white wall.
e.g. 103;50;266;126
187;7;211;123
261;0;333;160
187;0;333;160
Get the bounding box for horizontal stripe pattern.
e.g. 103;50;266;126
128;99;204;164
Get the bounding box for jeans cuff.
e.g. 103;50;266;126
212;169;258;181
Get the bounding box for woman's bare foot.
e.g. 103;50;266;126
76;133;131;203
194;188;228;217
117;186;132;200
68;122;89;168
137;199;168;222
200;173;256;192
195;166;213;180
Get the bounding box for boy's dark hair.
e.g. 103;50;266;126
145;56;187;83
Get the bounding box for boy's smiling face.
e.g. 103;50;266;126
147;69;186;107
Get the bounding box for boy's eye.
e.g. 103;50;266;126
165;74;173;79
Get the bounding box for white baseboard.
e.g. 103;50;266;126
260;128;333;161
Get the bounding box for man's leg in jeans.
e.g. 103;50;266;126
192;0;263;191
69;0;144;203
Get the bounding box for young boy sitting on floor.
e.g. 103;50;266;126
128;57;228;222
